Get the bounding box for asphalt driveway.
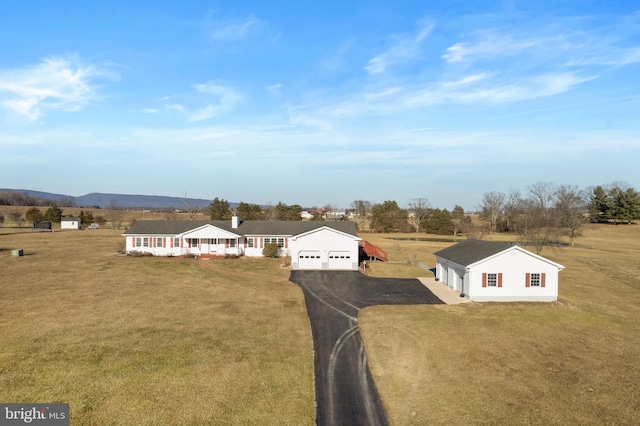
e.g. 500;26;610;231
289;270;443;426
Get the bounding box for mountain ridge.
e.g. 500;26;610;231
0;188;226;209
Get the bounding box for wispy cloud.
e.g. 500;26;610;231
205;12;266;42
163;81;242;122
0;56;115;121
365;22;433;75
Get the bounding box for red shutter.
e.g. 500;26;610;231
482;273;487;288
526;273;531;287
225;239;229;248
541;273;546;287
284;238;288;249
131;237;135;247
498;273;503;288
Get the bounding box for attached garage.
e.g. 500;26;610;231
298;251;322;269
328;251;353;269
289;226;361;271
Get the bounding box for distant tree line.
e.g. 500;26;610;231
476;181;640;253
0;191;75;207
207;197;303;221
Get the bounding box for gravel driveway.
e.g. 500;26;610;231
289;270;443;426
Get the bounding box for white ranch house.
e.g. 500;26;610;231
434;239;565;302
122;217;362;271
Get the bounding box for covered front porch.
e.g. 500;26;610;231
180;225;243;257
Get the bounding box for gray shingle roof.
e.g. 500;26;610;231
433;239;516;267
122;220;358;237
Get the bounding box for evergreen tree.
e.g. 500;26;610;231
424;208;454;235
208;197;232;220
370;201;409;232
25;207;44;223
588;186;611;223
274;202;303;221
236;202;263;220
43;206;63;223
79;210;95;227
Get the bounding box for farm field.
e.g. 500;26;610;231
0;228;315;425
2;221;639;425
360;224;640;425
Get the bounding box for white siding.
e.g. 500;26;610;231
467;248;560;302
290;227;360;270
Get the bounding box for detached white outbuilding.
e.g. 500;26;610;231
61;217;81;230
434;239;564;302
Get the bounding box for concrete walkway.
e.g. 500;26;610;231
417;277;471;304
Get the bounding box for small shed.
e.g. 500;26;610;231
434;239;564;302
61;217;81;230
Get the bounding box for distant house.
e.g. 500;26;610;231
434;239;565;302
122;216;362;270
61;217;81;230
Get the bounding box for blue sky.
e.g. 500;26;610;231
1;1;639;210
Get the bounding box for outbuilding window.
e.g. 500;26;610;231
482;273;503;288
526;273;546;287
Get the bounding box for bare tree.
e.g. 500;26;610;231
8;211;23;228
465;221;490;240
407;198;431;232
182;191;201;220
554;184;587;246
502;188;522;232
350;200;372;230
479;191;505;232
106;200;124;229
529;182;557;216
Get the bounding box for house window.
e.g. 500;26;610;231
229;239;236;248
135;237;142;247
487;273;497;287
247;238;254;248
143;237;149;248
174;237;180;247
156;238;163;247
277;238;284;248
190;238;199;247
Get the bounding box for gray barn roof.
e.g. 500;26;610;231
433;239;516;267
122;220;358;237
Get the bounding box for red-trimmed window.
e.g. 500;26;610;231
482;273;503;287
526;273;546;287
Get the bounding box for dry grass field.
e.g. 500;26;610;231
2;215;639;425
0;227;315;425
360;224;640;425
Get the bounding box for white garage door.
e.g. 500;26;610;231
328;251;352;269
298;251;322;269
